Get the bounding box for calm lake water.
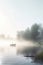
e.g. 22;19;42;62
0;40;42;65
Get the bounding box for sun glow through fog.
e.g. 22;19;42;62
0;12;16;38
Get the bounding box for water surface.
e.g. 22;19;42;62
0;40;42;65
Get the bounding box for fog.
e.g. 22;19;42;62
0;39;38;55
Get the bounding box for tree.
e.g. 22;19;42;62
31;23;40;41
17;31;24;39
17;23;41;41
23;28;31;40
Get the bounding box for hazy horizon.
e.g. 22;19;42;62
0;0;43;37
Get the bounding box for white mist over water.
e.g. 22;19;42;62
0;39;12;46
0;39;16;56
0;39;16;65
0;39;37;55
0;39;42;65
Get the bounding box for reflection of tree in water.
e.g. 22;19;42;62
17;46;43;57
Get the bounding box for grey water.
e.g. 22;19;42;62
0;40;42;65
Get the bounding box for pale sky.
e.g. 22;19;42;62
0;0;43;37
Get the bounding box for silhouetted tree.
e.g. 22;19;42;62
17;23;42;42
31;23;40;41
23;28;31;40
17;31;24;39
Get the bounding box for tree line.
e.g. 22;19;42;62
17;23;43;42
